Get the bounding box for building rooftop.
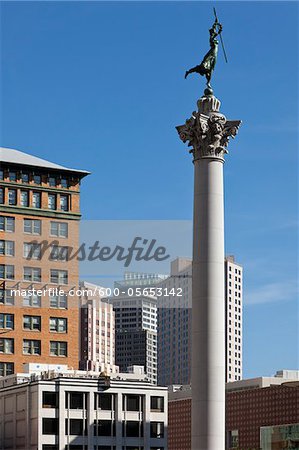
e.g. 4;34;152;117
168;370;299;400
0;146;90;177
0;363;167;390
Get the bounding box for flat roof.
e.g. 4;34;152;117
0;147;90;177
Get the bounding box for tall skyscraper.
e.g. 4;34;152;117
110;293;158;384
114;271;168;290
157;256;243;386
0;147;89;375
225;255;243;382
79;281;118;373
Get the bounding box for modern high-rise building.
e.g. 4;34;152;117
114;271;168;290
225;255;243;382
0;147;89;375
157;256;243;386
110;283;158;384
79;281;118;374
157;258;192;387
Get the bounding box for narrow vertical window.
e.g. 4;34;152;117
60;195;68;211
48;194;56;210
32;192;41;208
20;190;29;207
8;189;17;205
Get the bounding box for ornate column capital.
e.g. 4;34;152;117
176;95;241;162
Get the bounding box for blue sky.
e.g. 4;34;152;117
0;1;298;379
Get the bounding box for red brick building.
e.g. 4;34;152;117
168;371;299;450
0;147;89;374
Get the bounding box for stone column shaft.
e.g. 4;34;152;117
192;157;225;449
176;94;241;450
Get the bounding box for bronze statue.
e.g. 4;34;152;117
185;10;227;95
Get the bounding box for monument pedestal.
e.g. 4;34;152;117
177;94;241;450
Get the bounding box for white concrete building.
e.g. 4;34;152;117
225;256;243;382
79;281;118;374
0;363;167;450
157;256;243;386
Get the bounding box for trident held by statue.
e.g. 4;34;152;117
213;7;228;63
185;8;228;95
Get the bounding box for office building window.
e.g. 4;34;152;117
0;216;15;232
8;189;17;205
94;393;115;411
94;420;116;437
61;178;68;188
123;394;143;412
23;339;41;355
0;169;4;180
0;240;15;256
60;195;69;211
21;172;29;183
0;313;14;329
50;269;68;285
9;171;17;182
48;194;56;210
50;221;68;238
50;341;67;357
0;338;14;354
0;362;14;376
33;174;41;185
49;176;56;187
65;392;88;409
150;422;164;439
42;392;58;409
42;418;58;435
20;190;29;207
0;264;14;280
24;218;41;234
24;242;41;260
23;315;41;331
32;191;41;208
65;419;87;436
24;267;41;282
50;317;67;333
0;188;3;204
23;293;41;307
0;289;14;305
150;396;164;412
50;294;67;309
123;421;143;438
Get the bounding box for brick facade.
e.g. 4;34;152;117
168;383;299;450
0;150;89;374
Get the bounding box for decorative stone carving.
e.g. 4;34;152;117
176;95;241;161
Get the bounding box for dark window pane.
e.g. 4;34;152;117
94;420;115;437
150;396;164;412
124;421;143;438
65;419;87;436
95;393;113;410
42;392;58;408
124;394;142;412
150;422;164;439
42;418;58;435
65;392;87;409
